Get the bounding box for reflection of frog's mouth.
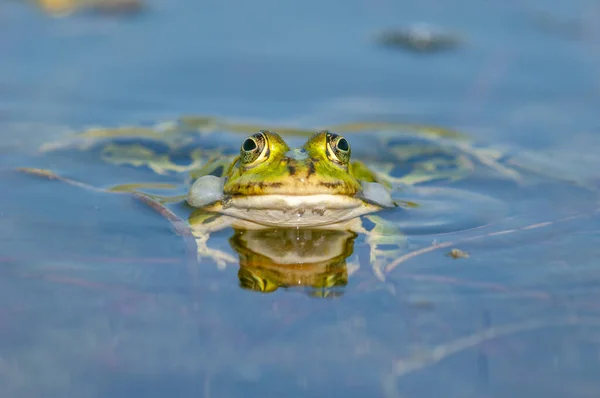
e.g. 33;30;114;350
238;266;348;298
230;228;354;297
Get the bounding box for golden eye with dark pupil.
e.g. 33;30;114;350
336;137;349;152
240;132;268;165
325;132;351;165
242;138;257;151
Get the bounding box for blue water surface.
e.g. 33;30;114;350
1;0;600;397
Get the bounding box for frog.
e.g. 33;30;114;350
186;129;403;279
35;0;143;17
19;116;528;282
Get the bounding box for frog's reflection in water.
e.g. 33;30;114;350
229;228;357;298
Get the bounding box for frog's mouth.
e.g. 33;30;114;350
213;195;381;227
187;175;395;227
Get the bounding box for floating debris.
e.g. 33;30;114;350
409;299;435;310
377;23;462;53
446;248;470;259
36;0;144;17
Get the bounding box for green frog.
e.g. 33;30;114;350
186;130;402;277
19;117;523;283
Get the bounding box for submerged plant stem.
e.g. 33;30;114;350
132;193;196;245
382;316;600;398
16;167;106;192
384;211;593;274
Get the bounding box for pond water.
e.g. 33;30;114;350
2;1;600;397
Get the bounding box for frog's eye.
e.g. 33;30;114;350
240;131;269;166
325;132;351;165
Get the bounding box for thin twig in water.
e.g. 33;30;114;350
204;373;212;398
131;193;198;264
384;211;593;274
16;167;106;192
393;272;552;301
381;316;600;398
17;272;149;298
15;167;199;266
131;193;193;239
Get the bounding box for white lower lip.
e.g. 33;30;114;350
225;194;367;209
207;194;382;227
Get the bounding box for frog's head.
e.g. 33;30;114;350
222;130;362;196
187;130;395;227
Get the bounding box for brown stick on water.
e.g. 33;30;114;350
16;167;106;192
131;192;198;263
